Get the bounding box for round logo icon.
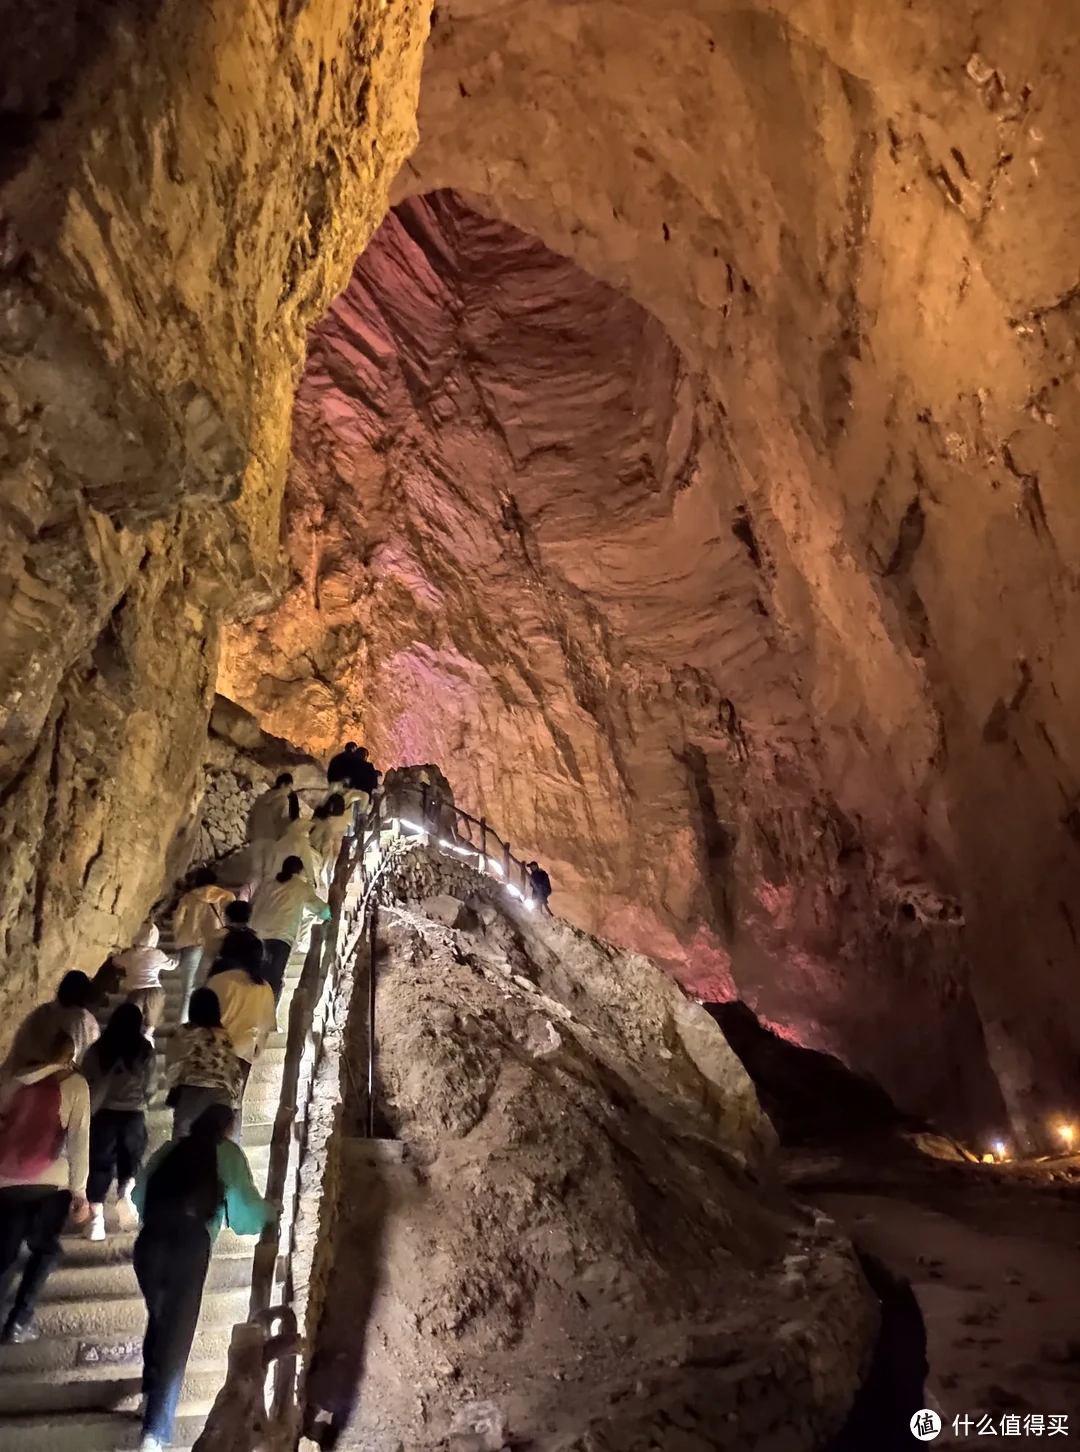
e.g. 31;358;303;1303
910;1409;942;1441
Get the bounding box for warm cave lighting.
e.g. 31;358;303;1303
992;1139;1009;1161
1056;1122;1076;1149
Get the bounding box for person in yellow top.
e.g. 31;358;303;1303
171;868;235;1018
203;955;276;1128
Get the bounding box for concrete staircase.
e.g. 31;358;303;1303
0;948;301;1450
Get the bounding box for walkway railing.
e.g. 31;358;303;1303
197;778;538;1451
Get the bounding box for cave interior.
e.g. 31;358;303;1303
3;0;1080;1446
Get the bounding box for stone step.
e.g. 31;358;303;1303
0;1409;208;1451
0;1285;251;1345
144;1107;274;1139
0;1360;228;1418
44;1225;259;1267
35;1246;254;1305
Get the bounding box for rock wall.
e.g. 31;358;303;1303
390;0;1080;1151
222;4;1080;1147
308;849;878;1451
220;192;1001;1139
0;0;430;1036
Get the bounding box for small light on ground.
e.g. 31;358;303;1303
993;1140;1008;1160
488;858;504;876
1057;1123;1075;1147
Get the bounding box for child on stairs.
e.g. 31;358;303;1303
81;1003;156;1241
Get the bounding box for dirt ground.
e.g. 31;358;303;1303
791;1144;1080;1447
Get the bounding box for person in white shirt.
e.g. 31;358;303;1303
0;1026;91;1342
172;869;235;1019
249;856;330;1003
114;923;175;1041
308;793;351;891
268;812;319;888
246;773;296;847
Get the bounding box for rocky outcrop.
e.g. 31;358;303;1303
0;0;430;1038
308;850;878;1450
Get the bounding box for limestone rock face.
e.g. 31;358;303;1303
0;0;430;1038
311;851;876;1451
222;4;1080;1145
220;192;1000;1138
392;0;1080;1149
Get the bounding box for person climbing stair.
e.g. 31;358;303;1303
114;923;175;1042
132;1104;275;1451
81;1002;156;1241
0;1026;90;1343
250;855;330;1003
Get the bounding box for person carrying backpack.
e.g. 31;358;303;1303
0;1025;90;1342
132;1104;275;1451
165;988;244;1140
81;1003;156;1242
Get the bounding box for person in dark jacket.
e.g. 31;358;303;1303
81;1003;156;1241
132;1104;275;1451
526;862;552;913
327;742;379;796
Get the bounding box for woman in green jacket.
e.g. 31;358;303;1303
132;1103;275;1450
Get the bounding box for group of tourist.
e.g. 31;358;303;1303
0;749;368;1449
0;738;554;1450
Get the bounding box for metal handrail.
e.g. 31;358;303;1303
202;779;541;1450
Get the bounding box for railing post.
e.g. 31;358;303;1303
366;900;378;1139
480;816;487;867
420;782;430;831
503;841;511;878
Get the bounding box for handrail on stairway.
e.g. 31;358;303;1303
203;780;539;1450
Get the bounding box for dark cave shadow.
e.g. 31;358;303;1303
820;1249;930;1451
706;1000;924;1145
301;1137;391;1451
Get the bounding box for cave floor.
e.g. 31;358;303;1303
789;1144;1080;1446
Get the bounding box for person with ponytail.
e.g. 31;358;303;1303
81;1002;156;1241
131;1104;275;1450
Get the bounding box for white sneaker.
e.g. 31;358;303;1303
115;1182;138;1231
84;1204;106;1241
139;1437;163;1452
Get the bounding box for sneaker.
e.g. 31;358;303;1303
3;1321;39;1344
84;1204;106;1241
115;1184;138;1231
138;1436;163;1452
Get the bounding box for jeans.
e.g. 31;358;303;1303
176;945;204;1020
170;1084;231;1140
134;1223;212;1444
262;938;291;1005
87;1108;147;1203
0;1185;72;1332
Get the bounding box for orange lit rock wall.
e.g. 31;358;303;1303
221;192;1005;1139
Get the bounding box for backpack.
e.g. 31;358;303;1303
0;1077;64;1180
